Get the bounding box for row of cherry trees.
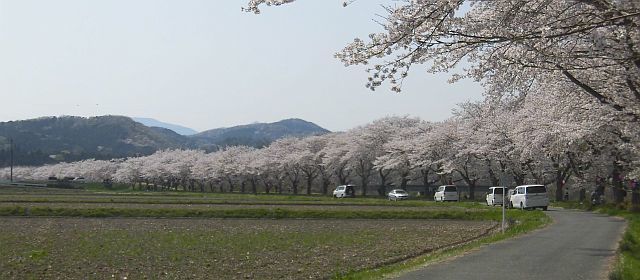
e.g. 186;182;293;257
2;88;638;201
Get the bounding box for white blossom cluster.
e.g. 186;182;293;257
246;1;639;117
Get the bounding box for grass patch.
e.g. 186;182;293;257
81;182;132;192
610;212;640;280
0;187;493;210
0;186;490;208
0;196;481;207
0;205;500;220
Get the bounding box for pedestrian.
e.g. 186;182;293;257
564;190;569;201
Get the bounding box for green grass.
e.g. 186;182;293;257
0;186;490;208
609;212;640;280
0;196;486;208
553;202;640;280
0;205;501;220
334;209;550;279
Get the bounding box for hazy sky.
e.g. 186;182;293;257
0;0;483;132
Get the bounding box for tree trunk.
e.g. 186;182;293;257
612;166;625;204
189;179;195;192
468;183;476;200
264;181;272;194
487;161;499;186
378;169;390;197
360;180;367;197
512;170;526;186
321;176;329;195
421;168;437;197
227;177;234;193
248;178;256;194
555;171;565;202
337;167;349;185
454;167;477;200
306;177;313;195
400;176;409;189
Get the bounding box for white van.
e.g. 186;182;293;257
486;186;508;206
510;185;549;210
333;185;356;198
434;185;458;202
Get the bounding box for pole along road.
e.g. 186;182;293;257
394;208;626;280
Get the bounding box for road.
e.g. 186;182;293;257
394;208;626;280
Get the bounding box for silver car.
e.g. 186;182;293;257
388;189;409;201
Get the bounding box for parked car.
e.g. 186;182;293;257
333;185;356;198
486;186;508;206
388;189;409;201
434;185;459;202
510;184;549;210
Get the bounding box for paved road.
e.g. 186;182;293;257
394;208;626;280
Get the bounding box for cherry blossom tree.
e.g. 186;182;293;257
372;117;425;195
246;0;640;123
322;132;354;187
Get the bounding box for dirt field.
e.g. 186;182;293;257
0;217;495;279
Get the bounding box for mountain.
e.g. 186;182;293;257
0;116;190;166
132;117;198;135
0;116;329;166
192;118;330;149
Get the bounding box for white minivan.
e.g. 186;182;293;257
486;186;508;206
510;185;549;210
333;185;356;198
434;185;459;202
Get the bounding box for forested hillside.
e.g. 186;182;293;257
0;116;329;166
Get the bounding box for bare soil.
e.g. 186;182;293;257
0;217;495;280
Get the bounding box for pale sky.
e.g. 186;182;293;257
0;0;483;132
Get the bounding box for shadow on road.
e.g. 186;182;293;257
577;247;616;257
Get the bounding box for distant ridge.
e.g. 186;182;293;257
192;118;330;149
133;117;198;135
0;116;330;166
0;115;186;166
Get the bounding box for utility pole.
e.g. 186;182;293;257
10;137;14;182
500;173;509;234
502;186;506;233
